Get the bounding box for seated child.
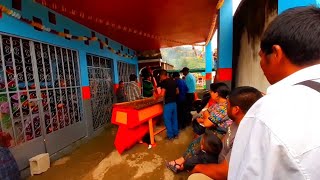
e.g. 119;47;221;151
166;130;223;173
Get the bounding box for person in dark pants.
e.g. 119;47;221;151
172;72;188;130
181;67;196;125
159;70;179;139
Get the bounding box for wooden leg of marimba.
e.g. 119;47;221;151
148;118;155;145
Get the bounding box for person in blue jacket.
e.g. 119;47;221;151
172;72;189;130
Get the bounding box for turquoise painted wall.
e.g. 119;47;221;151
218;0;233;69
279;0;320;14
0;0;138;86
205;41;213;73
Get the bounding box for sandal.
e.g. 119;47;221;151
165;160;182;173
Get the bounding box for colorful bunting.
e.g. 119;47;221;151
0;4;136;59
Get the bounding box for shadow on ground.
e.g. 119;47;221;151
28;125;194;180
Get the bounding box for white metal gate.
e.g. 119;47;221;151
0;34;84;169
117;61;136;82
87;54;114;130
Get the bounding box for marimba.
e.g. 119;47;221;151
111;97;166;153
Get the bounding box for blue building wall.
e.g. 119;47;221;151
278;0;320;14
216;0;233;86
205;41;213;90
0;0;138;87
218;0;233;69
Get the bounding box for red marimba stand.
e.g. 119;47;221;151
111;97;166;154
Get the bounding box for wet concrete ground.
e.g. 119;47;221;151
28;125;194;180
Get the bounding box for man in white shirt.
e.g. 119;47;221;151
228;6;320;180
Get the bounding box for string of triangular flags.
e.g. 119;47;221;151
0;4;136;59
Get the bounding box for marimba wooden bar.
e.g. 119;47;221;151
111;97;166;153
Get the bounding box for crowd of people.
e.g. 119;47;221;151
2;6;320;180
167;85;262;180
168;6;320;180
116;66;197;139
87;6;320;179
102;5;320;180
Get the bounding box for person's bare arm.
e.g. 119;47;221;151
204;103;209;109
199;110;214;127
160;88;166;97
176;88;179;95
197;110;213;126
197;117;204;123
202;118;214;127
191;160;229;180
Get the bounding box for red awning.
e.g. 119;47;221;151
35;0;219;51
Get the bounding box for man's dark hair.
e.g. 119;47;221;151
119;80;124;84
172;72;180;78
181;67;189;73
261;6;320;66
143;73;151;80
228;86;263;113
159;69;168;76
129;74;137;81
210;82;230;99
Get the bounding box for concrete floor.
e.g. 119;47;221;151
28;125;194;180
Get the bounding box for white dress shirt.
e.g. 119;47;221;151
228;64;320;180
